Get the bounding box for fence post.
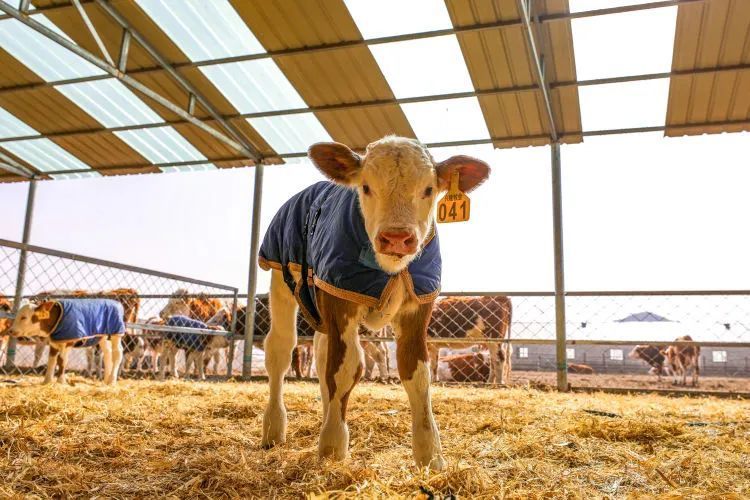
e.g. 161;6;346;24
550;143;568;391
242;164;264;378
4;178;36;371
227;289;238;378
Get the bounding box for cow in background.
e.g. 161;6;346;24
628;345;669;380
568;363;594;375
33;289;142;378
664;335;700;386
1;294;47;371
428;296;512;385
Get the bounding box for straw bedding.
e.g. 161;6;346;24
0;378;748;498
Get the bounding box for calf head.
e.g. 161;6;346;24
8;301;60;338
160;289;191;319
309;136;490;274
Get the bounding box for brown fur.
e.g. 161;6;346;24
568;363;595;374
664;335;701;386
318;290;360;419
395;302;433;381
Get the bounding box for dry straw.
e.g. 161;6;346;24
0;378;748;498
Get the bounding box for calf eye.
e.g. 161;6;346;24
423;186;434;198
362;184;371;195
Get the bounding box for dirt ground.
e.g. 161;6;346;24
1;378;749;498
509;370;750;394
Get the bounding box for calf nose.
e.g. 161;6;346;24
376;229;417;256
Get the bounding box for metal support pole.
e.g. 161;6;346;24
227;290;238;378
242;165;264;378
550;143;567;391
4;178;36;370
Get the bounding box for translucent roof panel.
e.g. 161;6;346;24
344;0;453;39
247;114;332;155
572;7;677;80
160;163;217;174
570;0;658;12
2;138;91;172
0;107;37;139
134;0;265;61
57;80;163;127
0;0;35;9
579;79;670;131
49;171;101;180
402;97;490;144
115;128;207;165
371;35;474;98
200;60;306;114
0;16;105;81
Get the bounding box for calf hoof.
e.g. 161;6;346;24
261;405;287;448
414;453;446;471
319;421;349;461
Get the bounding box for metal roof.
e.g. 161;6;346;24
0;0;747;182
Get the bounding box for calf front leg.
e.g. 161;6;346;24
56;345;71;385
317;292;363;461
261;269;299;448
107;336;123;385
395;303;445;470
44;346;59;384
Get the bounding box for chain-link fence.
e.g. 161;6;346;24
3;239;748;393
0;239;239;380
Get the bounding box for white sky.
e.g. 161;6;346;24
1;2;749;296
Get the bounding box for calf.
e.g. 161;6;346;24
258;136;490;469
427;296;512;385
628;345;669;380
8;299;125;385
158;315;225;380
1;295;47;370
441;352;490;382
664;335;700;386
568;363;594;374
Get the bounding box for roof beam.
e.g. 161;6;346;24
93;0;263;163
2;63;749;144
72;0;115;66
28;119;750;177
0;1;258;162
0;0;708;93
0;150;35;178
518;0;558;141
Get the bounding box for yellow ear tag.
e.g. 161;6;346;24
36;308;50;320
437;170;470;223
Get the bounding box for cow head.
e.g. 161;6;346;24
160;289;191;319
309;136;490;274
8;301;58;338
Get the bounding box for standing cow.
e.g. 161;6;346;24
427;296;512;385
664;335;700;386
628;345;669;380
258;136;490;470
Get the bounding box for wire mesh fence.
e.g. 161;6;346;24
2;239;749;393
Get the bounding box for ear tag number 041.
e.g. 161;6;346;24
437;170;470;223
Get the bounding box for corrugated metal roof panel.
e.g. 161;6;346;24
52;133;149;168
444;0;581;147
666;0;750;136
230;0;415;145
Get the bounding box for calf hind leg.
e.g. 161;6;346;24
261;270;299;448
108;336;123;385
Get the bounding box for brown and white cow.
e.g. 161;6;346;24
1;294;48;371
159;290;225;377
261;137;490;470
568;363;594;375
441;352;490;382
427;296;512;385
8;300;125;385
628;345;669;380
664;335;700;386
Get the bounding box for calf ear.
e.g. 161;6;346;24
435;155;490;193
308;142;362;185
34;301;54;320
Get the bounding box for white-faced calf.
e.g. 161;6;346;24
258;136;490;469
8;299;125;385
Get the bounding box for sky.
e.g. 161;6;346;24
1;1;749;298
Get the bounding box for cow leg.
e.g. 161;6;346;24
394;304;445;471
291;346;303;379
314;331;329;418
261;270;298;448
692;358;700;386
375;342;389;381
56;345;70;385
363;342;375;380
108;336;123;385
427;344;440;382
33;341;46;369
317;293;362;461
101;336;113;384
44;346;59;384
503;343;512;383
488;343;501;384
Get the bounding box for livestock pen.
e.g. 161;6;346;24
2;0;750;497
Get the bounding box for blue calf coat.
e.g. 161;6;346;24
259;181;441;331
49;299;125;348
165;315;211;351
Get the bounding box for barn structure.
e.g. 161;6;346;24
0;0;749;496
